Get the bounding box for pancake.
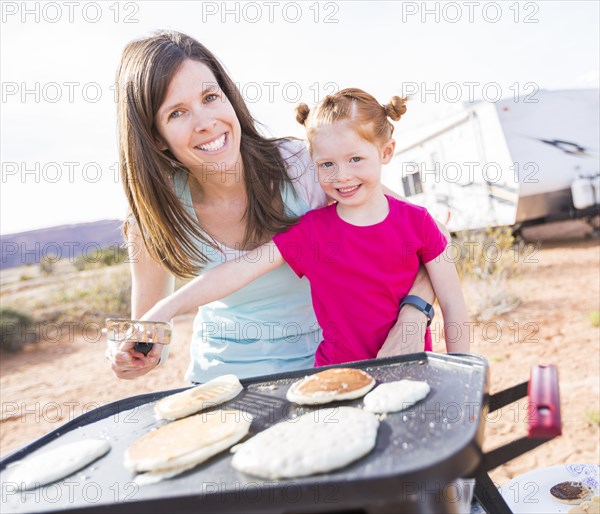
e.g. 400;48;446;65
363;380;430;413
231;406;379;479
155;374;243;420
125;409;251;484
5;439;110;490
551;481;594;505
286;368;375;405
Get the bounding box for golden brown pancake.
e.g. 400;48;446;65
286;368;375;405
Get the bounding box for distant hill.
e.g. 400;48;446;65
0;220;125;270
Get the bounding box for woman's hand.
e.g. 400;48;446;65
378;263;434;358
105;314;170;380
377;308;428;358
105;337;164;380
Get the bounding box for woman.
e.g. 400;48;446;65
106;31;437;383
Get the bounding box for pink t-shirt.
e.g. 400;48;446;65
273;195;447;366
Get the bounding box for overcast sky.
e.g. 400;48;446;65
1;0;599;234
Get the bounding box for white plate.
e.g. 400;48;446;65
499;464;599;513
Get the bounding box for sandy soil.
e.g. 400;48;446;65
1;239;598;489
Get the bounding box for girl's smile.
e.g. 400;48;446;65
336;184;362;197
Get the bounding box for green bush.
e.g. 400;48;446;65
0;308;36;352
101;244;128;267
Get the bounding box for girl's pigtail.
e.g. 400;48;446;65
384;96;408;121
295;103;311;126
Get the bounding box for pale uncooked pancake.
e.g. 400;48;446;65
5;439;110;490
231;406;379;479
286;368;375;405
155;374;243;420
363;380;430;413
125;409;251;484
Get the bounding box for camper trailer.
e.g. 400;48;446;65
382;89;600;233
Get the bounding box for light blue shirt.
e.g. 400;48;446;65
172;140;326;382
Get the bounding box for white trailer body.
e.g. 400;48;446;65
382;89;600;232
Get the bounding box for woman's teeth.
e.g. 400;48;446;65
197;134;226;152
338;185;360;193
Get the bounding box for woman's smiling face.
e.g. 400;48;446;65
155;59;242;174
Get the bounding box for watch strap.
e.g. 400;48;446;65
400;295;435;327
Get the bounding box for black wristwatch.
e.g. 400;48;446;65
400;295;435;327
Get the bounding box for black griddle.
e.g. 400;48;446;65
0;353;561;514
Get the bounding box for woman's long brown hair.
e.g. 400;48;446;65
116;31;298;278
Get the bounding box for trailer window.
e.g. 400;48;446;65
402;170;424;197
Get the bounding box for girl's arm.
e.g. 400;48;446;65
141;240;286;323
424;249;471;353
378;186;453;356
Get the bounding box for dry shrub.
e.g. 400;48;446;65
6;264;131;327
53;266;132;323
451;226;525;321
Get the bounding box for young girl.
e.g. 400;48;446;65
141;88;470;366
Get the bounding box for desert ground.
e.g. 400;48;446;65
1;235;599;490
